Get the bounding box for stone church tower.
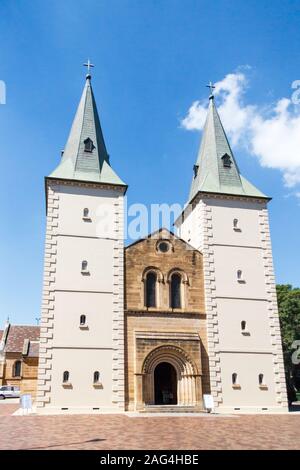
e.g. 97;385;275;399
175;92;288;413
36;73;127;413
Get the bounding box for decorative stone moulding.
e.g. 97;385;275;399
232;384;241;390
62;382;72;389
93;382;103;389
241;330;250;336
47;177;127;194
259;385;268;391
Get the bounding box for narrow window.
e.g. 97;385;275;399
81;260;88;272
241;320;246;331
193;164;199;178
13;360;22;377
170;273;182;309
232;373;238;385
233;218;239;229
80;315;86;326
237;270;243;281
145;272;157;308
63;371;69;383
83;208;89;218
93;371;100;383
259;373;264;386
84;138;94;153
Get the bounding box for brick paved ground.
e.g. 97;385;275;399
0;403;19;416
0;407;299;450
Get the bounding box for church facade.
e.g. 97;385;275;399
125;229;210;411
36;73;288;414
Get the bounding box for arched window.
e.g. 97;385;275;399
81;260;88;272
258;373;264;386
233;218;239;229
83;208;89;218
80;315;86;326
241;320;246;331
13;360;21;377
145;272;157;308
232;373;238;385
170;273;182;309
63;371;69;383
93;371;100;383
237;270;243;281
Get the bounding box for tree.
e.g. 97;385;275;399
276;284;300;394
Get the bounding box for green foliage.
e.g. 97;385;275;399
276;284;300;371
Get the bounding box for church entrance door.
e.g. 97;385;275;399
154;362;177;405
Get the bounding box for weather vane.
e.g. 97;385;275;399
206;81;215;98
83;59;95;75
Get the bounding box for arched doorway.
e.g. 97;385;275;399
140;345;202;408
154;362;177;405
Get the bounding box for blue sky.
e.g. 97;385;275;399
0;0;299;324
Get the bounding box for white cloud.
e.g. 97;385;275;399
180;101;207;130
181;71;300;194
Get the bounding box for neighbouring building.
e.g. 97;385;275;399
0;321;40;397
36;71;288;414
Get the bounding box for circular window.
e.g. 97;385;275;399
157;241;170;253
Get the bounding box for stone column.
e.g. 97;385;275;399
195;374;203;408
135;373;145;410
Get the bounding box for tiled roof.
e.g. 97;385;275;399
49;76;126;187
4;325;40;353
27;341;39;357
189;96;268;201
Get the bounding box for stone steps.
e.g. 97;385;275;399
141;405;204;413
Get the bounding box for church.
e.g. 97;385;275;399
36;70;288;414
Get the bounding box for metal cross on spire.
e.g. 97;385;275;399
83;59;95;76
206;81;215;99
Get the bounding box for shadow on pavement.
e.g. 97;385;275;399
23;437;106;450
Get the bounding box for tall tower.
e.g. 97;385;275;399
175;91;288;413
36;71;127;413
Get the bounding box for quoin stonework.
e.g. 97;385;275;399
36;72;288;414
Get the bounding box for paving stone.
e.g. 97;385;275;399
0;407;299;450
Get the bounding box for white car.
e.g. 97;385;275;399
0;386;20;399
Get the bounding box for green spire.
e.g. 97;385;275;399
189;95;268;201
49;75;126;187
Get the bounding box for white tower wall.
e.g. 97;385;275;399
36;181;125;413
177;194;288;413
